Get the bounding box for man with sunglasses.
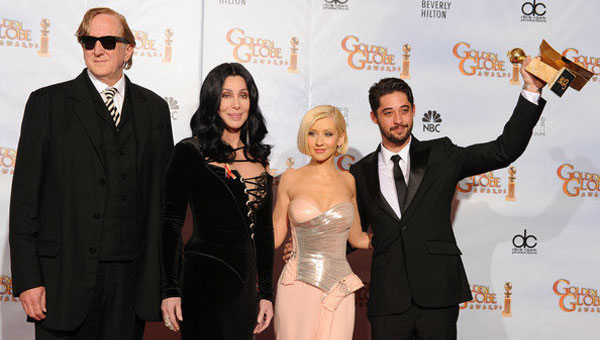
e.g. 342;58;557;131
9;7;173;340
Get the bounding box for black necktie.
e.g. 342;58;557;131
391;154;407;213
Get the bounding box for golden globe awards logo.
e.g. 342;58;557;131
336;154;355;172
0;146;16;175
226;28;297;72
556;164;600;198
456;169;515;199
553;279;600;313
0;17;50;55
133;29;172;60
562;48;599;82
460;283;504;313
341;36;403;73
453;42;510;79
0;275;19;302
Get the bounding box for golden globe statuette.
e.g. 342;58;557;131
288;37;299;73
505;166;517;201
163;29;174;64
508;48;523;85
508;40;593;97
400;43;411;79
502;282;513;317
38;18;50;57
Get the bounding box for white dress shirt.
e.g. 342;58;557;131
87;69;126;114
378;139;411;219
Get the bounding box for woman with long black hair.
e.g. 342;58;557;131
160;62;274;339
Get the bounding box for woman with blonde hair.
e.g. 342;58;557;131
273;105;371;339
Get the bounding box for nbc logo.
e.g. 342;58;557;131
422;110;442;132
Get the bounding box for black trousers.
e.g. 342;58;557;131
369;302;459;340
35;262;144;340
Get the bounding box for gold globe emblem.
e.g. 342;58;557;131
507;48;526;64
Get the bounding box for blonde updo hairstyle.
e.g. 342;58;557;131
297;105;348;156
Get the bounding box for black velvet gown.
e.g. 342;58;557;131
160;138;274;340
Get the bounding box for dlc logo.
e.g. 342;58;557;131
453;42;511;80
0;275;19;302
0;146;16;175
562;48;599;82
422;110;442;133
322;0;349;11
226;28;298;72
556;164;600;198
521;0;547;23
341;36;404;73
553;279;600;313
512;229;537;255
0;17;50;56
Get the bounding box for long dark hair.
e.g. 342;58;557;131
190;63;271;165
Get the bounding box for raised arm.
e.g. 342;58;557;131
273;170;292;249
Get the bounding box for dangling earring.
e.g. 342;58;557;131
336;145;342;154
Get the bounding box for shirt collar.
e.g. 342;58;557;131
380;137;412;167
87;69;126;98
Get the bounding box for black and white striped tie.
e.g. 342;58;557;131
102;87;120;127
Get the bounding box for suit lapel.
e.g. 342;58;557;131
403;137;429;214
362;146;401;222
68;70;106;171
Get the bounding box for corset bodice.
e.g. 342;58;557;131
288;200;355;293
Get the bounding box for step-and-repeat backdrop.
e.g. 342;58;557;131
1;1;598;339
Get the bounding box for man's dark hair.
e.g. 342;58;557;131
368;78;415;113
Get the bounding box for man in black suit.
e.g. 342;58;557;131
9;7;173;340
349;59;545;339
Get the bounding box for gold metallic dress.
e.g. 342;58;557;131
274;200;363;340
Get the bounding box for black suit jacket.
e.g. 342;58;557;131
350;95;545;316
9;70;174;330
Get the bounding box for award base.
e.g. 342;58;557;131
508;40;593;97
526;59;575;97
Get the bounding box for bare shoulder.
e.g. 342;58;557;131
340;171;357;193
278;168;298;187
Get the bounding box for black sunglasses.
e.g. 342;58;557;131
78;35;131;50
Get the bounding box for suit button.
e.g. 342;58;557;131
92;211;101;219
98;178;106;185
89;247;97;255
120;174;127;180
402;225;408;232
